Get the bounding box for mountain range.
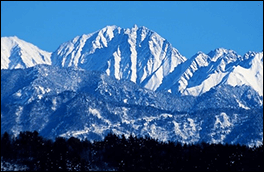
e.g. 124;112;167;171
1;25;263;146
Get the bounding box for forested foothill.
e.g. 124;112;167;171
1;131;263;171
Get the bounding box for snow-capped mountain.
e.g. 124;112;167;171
1;36;51;69
51;25;186;91
1;26;263;97
1;25;263;146
49;25;263;97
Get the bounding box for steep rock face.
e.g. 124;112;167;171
1;36;51;69
51;25;187;91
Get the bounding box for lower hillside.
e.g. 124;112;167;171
1;65;263;146
1;131;263;171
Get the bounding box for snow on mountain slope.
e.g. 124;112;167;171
1;26;262;98
1;65;262;146
1;36;51;69
156;51;212;95
51;25;187;91
225;51;263;96
157;48;263;97
0;65;194;113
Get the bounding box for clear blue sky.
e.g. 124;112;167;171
1;1;263;58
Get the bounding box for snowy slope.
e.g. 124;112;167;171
1;65;262;146
225;51;263;96
1;36;51;69
51;25;187;91
157;48;263;97
180;48;242;96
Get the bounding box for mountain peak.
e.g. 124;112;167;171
207;48;240;63
132;24;138;30
208;47;229;59
51;25;186;90
101;25;118;31
192;51;211;66
2;36;26;46
3;35;18;41
1;36;51;69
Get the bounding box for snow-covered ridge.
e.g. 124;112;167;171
1;26;263;97
157;48;263;97
1;36;51;69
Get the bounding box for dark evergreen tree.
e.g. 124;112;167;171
1;131;263;171
52;137;68;171
1;132;13;159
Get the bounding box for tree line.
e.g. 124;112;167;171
1;131;263;171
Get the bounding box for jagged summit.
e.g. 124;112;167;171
207;48;242;63
51;25;186;91
156;48;263;97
